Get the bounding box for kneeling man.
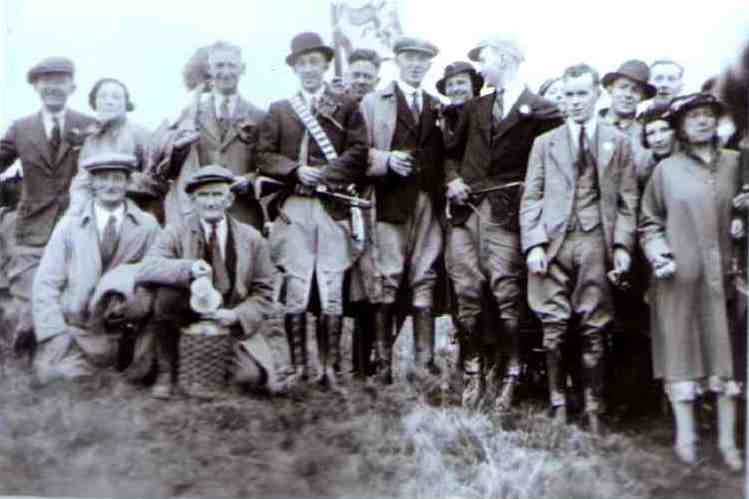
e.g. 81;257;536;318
32;153;161;383
135;165;276;398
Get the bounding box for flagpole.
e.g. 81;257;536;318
330;2;343;78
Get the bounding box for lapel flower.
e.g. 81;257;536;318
65;126;93;148
518;104;532;116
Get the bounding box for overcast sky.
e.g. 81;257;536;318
1;0;748;132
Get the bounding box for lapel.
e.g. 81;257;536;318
187;215;206;261
107;202;145;267
199;96;223;145
228;216;250;302
548;125;577;187
476;95;494;146
394;85;418;132
55;110;75;166
492;88;531;143
29;112;55;169
80;204;104;278
219;96;250;150
594;122;616;179
418;93;437;145
373;82;398;151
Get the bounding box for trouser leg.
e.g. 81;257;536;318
374;303;394;385
285;313;308;383
412;305;438;375
717;394;742;470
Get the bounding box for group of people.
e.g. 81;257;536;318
0;30;747;471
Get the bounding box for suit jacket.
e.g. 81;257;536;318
520;121;639;262
0;109;96;246
359;81;445;223
446;89;562;229
135;213;274;337
256;86;368;220
154;94;267;228
33;199;160;342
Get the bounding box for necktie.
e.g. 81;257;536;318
219;97;231;139
492;90;504;125
50;116;61;157
100;214;118;267
208;221;231;296
577;124;588;175
410;91;421;124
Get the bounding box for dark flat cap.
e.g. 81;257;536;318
27;56;75;84
602;60;657;99
185;164;236;193
392;36;438;58
436;61;484;96
81;153;137;174
286;32;335;66
667;92;724;127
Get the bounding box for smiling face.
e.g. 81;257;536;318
91;169;129;209
395;50;432;88
191;182;234;223
650;62;684;106
563;72;600;123
293;51;330;94
445;72;474;105
33;73;76;113
644;119;675;156
608;77;646;117
208;48;244;96
95;81;128;122
681;105;718;145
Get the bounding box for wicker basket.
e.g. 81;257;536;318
178;320;232;399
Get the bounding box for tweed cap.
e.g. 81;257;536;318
185;164;236;193
602;60;657;99
80;153;137;174
468;36;525;63
392;36;439;58
27;56;75;84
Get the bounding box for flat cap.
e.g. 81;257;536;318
27;56;75;84
80;153;137;174
185;164;236;193
392;36;439;58
468;36;524;63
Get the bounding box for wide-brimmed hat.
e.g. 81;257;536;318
601;60;657;99
286;32;335;66
27;56;75;84
392;36;439;58
436;61;484;97
185;164;236;194
666;92;725;128
80;152;137;174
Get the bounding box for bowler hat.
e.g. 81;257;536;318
286;32;335;66
392;36;439;58
27;56;75;84
602;60;657;99
80;153;137;174
185;164;236;193
436;61;484;97
666;92;724;128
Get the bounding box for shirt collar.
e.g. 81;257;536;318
94;201;125;222
498;78;525;109
396;79;422;97
81;199;140;226
200;216;227;234
214;92;238;114
567;115;598;142
301;86;326;106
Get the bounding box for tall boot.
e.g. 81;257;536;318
717;394;743;471
412;306;439;376
151;324;178;399
671;398;697;465
545;348;567;424
286;313;308;384
328;314;343;374
374;303;394;385
496;317;521;413
315;314;341;387
581;336;606;435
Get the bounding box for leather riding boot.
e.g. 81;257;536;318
412;306;439;377
286;313;308;384
496;318;521;413
315;314;341;387
151;324;178;399
545;348;567;424
374;303;394;385
328;314;343;374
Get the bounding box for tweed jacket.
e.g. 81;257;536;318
445;88;562;228
520;120;639;261
135;213;274;336
32;199;160;342
0;109;96;246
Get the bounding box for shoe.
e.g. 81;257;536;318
673;443;697;465
495;375;518;414
151;372;173;399
719;445;743;471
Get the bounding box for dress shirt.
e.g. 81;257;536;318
94;202;125;238
301;86;326;110
496;78;526;119
213;92;239;119
396;79;424;114
567;116;598;154
41;108;66;139
201;216;228;260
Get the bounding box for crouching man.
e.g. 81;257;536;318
135;165;276;398
32;153;161;384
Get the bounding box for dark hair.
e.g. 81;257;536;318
562;63;600;87
639;104;671;148
348;48;381;69
89;78;134;112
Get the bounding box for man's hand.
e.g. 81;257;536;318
297;165;323;187
613;247;632;273
388;150;413;177
191;259;212;280
173;129;201;149
446;178;471;205
202;308;239;327
526;246;548;275
653;257;676;279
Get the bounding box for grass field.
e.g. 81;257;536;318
0;315;743;499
